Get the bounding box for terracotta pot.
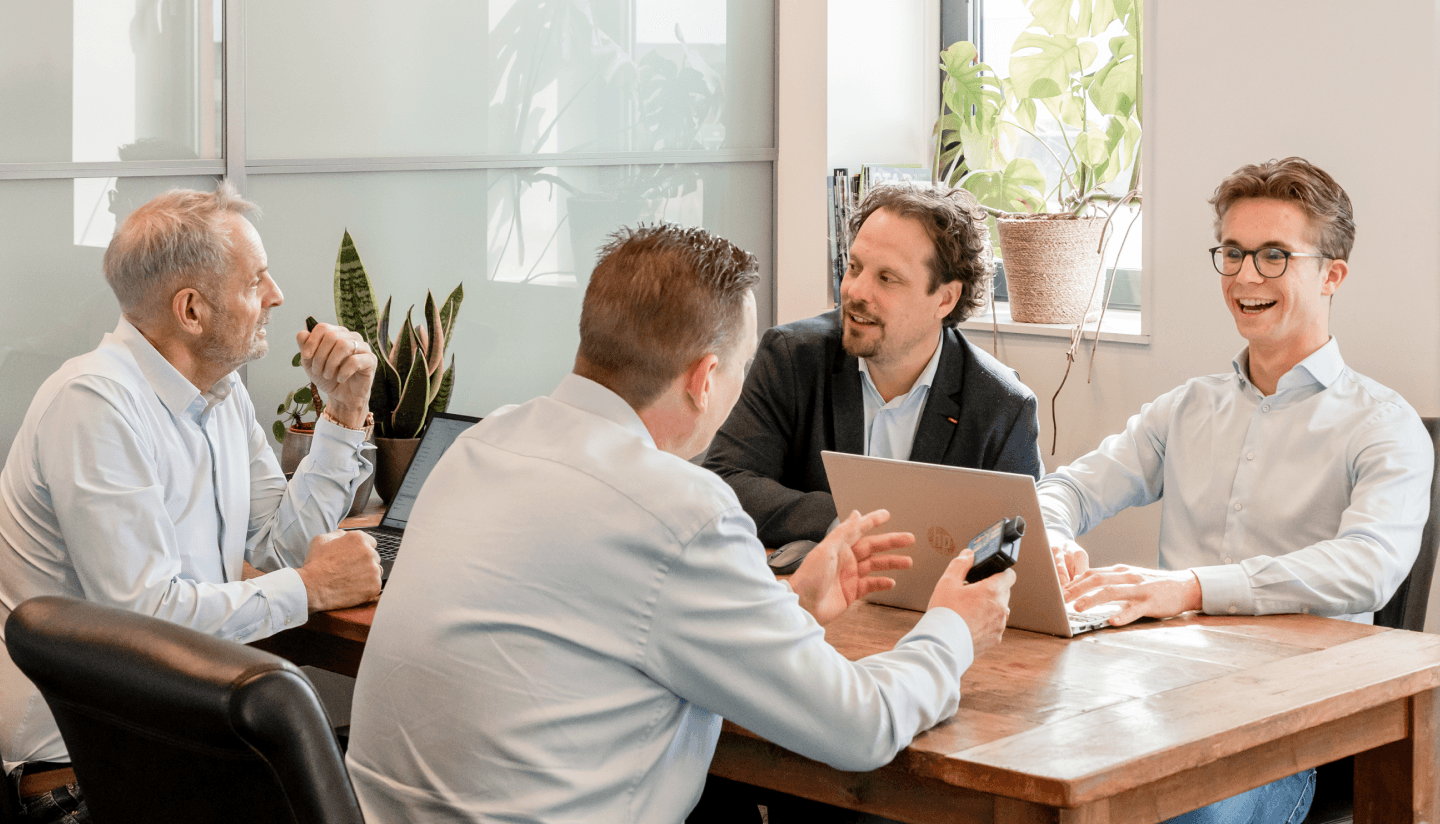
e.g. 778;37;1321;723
375;437;421;505
282;425;378;517
279;426;314;476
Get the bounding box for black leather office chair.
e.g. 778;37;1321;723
5;596;364;824
1303;416;1440;824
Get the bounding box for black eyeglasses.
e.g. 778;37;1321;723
1208;245;1329;278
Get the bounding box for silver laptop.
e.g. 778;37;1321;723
821;451;1117;637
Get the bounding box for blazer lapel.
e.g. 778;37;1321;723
908;329;965;464
831;353;865;455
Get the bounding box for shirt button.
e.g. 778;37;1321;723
1262;405;1270;412
1234;502;1243;511
1246;452;1255;460
1228;606;1238;614
1224;557;1232;564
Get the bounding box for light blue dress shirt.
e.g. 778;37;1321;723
858;331;944;460
0;318;370;768
347;373;974;824
1037;339;1432;622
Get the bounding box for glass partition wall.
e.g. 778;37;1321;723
0;0;777;454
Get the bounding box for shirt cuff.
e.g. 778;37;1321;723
259;566;311;631
307;415;369;470
1193;564;1253;616
910;607;975;676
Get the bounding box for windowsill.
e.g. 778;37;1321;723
958;303;1149;344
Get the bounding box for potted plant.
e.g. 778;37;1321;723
332;230;464;503
934;0;1142;323
273;379;324;475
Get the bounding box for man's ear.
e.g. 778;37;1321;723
683;353;720;414
933;278;962;320
172;288;209;336
1320;258;1348;296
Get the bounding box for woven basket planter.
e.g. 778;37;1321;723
996;214;1107;324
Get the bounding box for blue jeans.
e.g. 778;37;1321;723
9;764;91;824
1164;768;1315;824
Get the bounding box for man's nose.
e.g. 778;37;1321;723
1236;253;1266;284
264;274;284;307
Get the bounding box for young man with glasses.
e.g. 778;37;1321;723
1040;157;1432;824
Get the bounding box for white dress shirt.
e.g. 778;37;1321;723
0;318;369;769
858;331;944;460
346;373;974;824
1038;339;1432;622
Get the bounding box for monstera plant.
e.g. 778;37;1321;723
333;230;464;440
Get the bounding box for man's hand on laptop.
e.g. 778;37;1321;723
1064;566;1203;626
927;550;1014;657
297;529;383;613
1050;538;1089;586
789;509;914;627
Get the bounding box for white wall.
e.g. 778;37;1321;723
821;0;1440;629
776;0;830;324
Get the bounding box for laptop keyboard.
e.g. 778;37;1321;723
366;529;401;562
1067;602;1122;633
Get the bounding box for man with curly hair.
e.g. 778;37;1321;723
705;183;1044;550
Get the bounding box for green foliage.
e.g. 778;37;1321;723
330;231;464;439
273;381;324;442
935;0;1143;216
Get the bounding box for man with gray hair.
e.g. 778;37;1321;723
345;224;1014;823
0;182;383;821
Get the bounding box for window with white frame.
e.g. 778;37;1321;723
940;0;1142;317
0;0;777;454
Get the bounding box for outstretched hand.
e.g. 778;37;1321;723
788;509;914;626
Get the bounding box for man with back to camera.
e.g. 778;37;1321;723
704;184;1044;551
1043;158;1433;823
0;183;384;822
343;223;1017;824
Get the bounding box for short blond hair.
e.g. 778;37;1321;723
1210;158;1354;260
103;182;259;321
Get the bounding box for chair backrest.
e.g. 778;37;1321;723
1374;416;1440;631
5;596;364;824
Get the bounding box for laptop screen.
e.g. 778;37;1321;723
379;414;479;529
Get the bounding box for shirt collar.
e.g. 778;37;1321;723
112;318;234;422
1231;337;1345;393
858;330;944;404
550;373;656;449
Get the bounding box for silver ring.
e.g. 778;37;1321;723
352;340;360;355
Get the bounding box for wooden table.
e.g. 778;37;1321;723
257;509;1440;822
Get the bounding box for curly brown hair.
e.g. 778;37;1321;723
848;183;993;325
1210;157;1355;261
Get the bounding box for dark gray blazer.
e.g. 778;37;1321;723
704;310;1044;548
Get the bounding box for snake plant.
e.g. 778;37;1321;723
333;230;464;439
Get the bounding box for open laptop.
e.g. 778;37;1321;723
821;451;1118;637
352;411;480;581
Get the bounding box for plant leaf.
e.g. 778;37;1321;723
1025;0;1076;37
428;358;454;415
392;308;418;383
294;386;312;405
940;42;1003;133
420;290;443;377
333;230;380;350
1009;31;1084;100
273;420;286;442
392;355;431;439
438;283;464;343
962;158;1048;214
370;355;401;437
377;297;393;361
1089;35;1140;118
